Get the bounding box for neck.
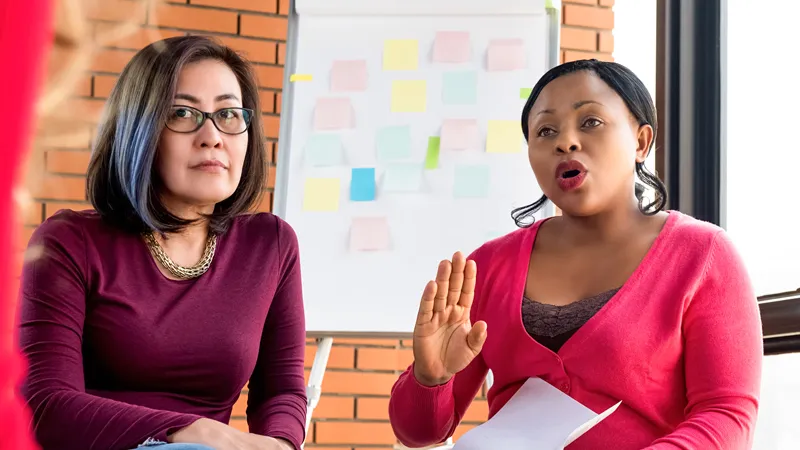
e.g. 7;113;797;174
558;199;647;245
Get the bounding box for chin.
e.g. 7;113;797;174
549;193;602;217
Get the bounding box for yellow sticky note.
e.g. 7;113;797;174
303;178;340;211
290;74;313;82
486;120;523;153
391;80;426;113
383;39;418;71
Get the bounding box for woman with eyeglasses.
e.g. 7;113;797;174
17;36;306;450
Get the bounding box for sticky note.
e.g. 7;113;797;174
442;71;477;105
441;119;480;151
305;134;343;167
383;163;423;192
350;217;390;252
486;120;523;153
487;39;527;72
383;39;418;71
376;125;412;162
290;74;313;82
453;164;490;198
303;178;340;211
391;80;426;112
331;60;368;92
520;87;532;99
432;31;471;63
350;168;376;202
424;137;440;169
314;98;354;130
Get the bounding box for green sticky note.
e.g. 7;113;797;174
383;39;418;71
305;134;343;167
425;137;440;169
383;163;423;192
486;120;523;153
303;178;340;211
376;125;412;162
453;164;490;198
442;71;477;105
520;87;532;99
391;80;427;112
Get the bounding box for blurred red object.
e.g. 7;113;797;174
0;0;54;449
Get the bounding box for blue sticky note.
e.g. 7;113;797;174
305;134;343;166
350;168;376;201
383;163;423;192
453;164;490;198
442;71;477;105
376;125;412;162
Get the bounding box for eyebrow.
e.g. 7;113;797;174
536;100;603;116
174;93;241;103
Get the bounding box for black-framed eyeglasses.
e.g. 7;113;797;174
165;105;254;135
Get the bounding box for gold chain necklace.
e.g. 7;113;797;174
143;231;217;280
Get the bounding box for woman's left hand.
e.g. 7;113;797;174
242;434;295;450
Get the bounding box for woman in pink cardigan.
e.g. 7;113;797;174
388;59;762;449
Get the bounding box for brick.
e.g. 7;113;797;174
90;48;136;73
46;150;91;175
563;4;614;30
276;92;282;114
45;202;90;218
356;347;413;371
462;400;489;422
33;176;86;201
598;30;614;53
229;418;247;432
563;50;613;62
149;3;238;34
231;392;247;417
191;0;277;14
18;203;43;226
94;75;118;98
239;15;288;40
266;165;276;189
17;227;36;251
453;424;475;440
256;191;272;212
355;397;389;420
599;0;615;6
304;345;355;369
85;0;147;23
278;0;290;15
254;65;284;89
401;339;413;347
259;90;276;113
265;141;275;163
76;75;93;97
321;371;398;396
313;395;355;419
263;115;281;139
95;23;184;50
560;27;597;51
57;98;106;123
212;35;277;64
277;42;285;65
315;421;396;445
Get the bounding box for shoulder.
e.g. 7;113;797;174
229;212;299;253
470;225;535;264
665;210;726;248
29;209;103;247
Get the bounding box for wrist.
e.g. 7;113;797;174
273;437;295;450
413;364;451;387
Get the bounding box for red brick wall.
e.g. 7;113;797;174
18;0;614;448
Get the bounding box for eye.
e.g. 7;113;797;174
218;109;240;120
583;118;603;128
170;107;197;121
537;127;556;137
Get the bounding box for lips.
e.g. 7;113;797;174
555;160;587;192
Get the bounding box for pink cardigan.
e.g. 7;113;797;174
389;211;762;449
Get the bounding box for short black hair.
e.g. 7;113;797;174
512;59;668;227
86;35;267;235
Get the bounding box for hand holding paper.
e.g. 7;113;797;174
411;251;487;387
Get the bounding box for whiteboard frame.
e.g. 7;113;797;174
273;0;562;338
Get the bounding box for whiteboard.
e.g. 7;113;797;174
274;0;560;335
724;0;800;297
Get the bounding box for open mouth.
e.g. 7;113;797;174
561;169;582;179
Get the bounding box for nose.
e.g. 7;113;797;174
555;130;581;154
195;118;223;149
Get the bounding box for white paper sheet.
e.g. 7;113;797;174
453;378;621;450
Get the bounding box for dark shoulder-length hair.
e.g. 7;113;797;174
511;59;668;227
86;35;266;235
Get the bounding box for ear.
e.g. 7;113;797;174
635;124;654;163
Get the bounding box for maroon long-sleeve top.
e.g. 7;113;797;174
18;209;307;450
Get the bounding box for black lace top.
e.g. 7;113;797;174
522;288;620;353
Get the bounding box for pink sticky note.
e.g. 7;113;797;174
433;31;471;63
441;119;480;151
331;60;368;92
487;38;526;71
314;97;354;130
350;217;390;252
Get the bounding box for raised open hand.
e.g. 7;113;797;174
412;251;488;387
